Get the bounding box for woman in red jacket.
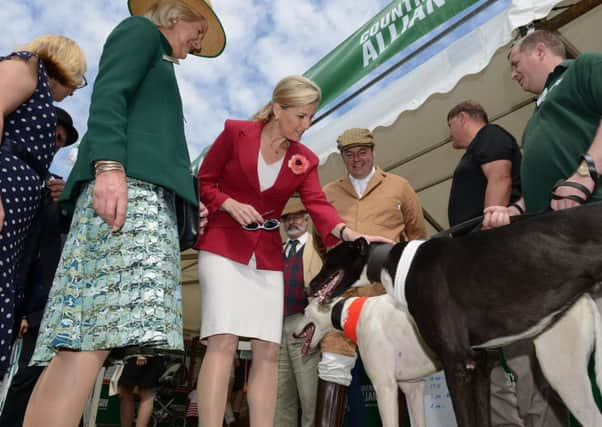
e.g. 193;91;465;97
195;75;390;427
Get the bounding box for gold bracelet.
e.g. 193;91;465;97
95;160;124;176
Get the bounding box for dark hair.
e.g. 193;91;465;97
515;30;566;59
447;100;489;123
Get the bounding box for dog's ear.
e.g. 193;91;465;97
355;237;370;257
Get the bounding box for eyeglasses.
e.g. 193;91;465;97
242;219;280;231
75;75;88;90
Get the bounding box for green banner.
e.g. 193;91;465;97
304;0;479;109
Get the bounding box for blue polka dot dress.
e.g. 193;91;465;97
0;51;56;377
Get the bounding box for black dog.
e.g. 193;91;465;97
308;203;602;427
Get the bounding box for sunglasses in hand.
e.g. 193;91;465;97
242;218;280;231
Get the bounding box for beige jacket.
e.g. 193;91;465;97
301;233;323;287
317;168;426;356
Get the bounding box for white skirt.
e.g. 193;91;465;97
198;250;284;344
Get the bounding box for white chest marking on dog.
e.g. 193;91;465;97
393;240;425;308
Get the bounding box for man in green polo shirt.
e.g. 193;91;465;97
484;30;602;221
483;29;602;426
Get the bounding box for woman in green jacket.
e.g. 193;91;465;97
24;1;225;426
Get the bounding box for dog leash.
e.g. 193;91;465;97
429;210;543;239
429;215;484;239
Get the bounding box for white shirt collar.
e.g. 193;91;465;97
349;167;376;198
285;232;308;256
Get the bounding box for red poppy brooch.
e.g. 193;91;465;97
288;154;309;175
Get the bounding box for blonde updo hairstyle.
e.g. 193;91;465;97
253;75;321;122
144;0;207;31
20;35;86;88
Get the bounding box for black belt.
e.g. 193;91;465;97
0;137;48;180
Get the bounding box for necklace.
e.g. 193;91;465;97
263;123;289;155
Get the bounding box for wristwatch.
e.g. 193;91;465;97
577;160;590;177
577;153;600;191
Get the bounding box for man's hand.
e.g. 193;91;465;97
482;205;514;229
550;173;595;211
93;170;127;231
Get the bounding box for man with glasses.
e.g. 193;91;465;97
0;106;79;427
274;198;322;427
313;128;426;427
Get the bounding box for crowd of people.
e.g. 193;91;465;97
0;0;601;426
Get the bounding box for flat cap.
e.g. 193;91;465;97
336;128;375;150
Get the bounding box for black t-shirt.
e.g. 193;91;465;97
448;124;522;226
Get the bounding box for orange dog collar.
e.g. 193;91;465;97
343;297;368;344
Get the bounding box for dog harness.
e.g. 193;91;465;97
393;240;425;307
342;297;368;345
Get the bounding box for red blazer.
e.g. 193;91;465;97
195;119;342;271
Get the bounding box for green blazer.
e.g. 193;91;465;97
62;16;197;209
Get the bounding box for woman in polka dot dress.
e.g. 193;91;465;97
0;35;86;378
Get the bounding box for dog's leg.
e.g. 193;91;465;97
370;378;400;427
534;295;602;427
439;356;479;427
360;347;399;427
399;381;426;427
409;290;477;427
473;350;494;427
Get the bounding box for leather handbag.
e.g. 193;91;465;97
175;176;200;251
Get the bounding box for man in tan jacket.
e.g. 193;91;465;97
314;128;426;427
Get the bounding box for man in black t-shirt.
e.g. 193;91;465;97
447;100;522;228
447;101;530;427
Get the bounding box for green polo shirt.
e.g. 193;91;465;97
521;53;602;213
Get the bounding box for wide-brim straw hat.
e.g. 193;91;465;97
281;198;307;218
128;0;226;57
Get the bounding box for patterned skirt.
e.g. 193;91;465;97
31;178;183;364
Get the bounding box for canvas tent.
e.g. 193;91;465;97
180;0;602;335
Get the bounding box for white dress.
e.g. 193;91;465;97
198;153;285;343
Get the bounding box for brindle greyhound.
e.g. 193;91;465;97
307;202;602;427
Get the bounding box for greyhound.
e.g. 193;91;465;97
307;202;602;427
296;294;440;427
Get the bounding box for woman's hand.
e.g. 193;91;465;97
47;177;66;202
221;198;263;226
18;318;29;338
93;170;127;231
199;201;209;234
0;194;4;234
340;225;394;244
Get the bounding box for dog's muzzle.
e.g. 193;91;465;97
311;271;342;304
293;322;316;356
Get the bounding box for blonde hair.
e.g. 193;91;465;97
144;0;207;28
21;35;86;87
252;75;321;122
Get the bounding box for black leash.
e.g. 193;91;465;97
429;210;546;240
